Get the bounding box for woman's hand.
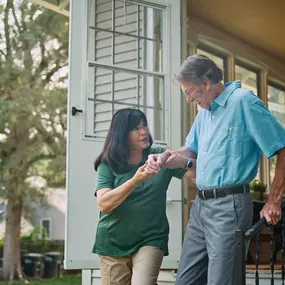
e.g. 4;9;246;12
145;150;173;173
132;164;156;184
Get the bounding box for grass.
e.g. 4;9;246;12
0;274;81;285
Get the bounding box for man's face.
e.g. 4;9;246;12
181;80;212;110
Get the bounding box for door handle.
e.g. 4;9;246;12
166;198;181;204
72;107;83;116
166;198;194;204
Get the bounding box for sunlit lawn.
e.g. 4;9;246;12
0;274;81;285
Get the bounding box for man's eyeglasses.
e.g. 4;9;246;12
182;86;195;97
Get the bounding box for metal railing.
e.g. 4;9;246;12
234;199;285;285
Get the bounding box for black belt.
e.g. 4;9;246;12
197;184;250;200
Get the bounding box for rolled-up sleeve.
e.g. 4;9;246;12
95;163;114;196
244;95;285;158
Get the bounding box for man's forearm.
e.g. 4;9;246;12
161;149;197;171
268;147;285;204
174;146;197;159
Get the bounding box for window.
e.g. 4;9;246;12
86;0;167;143
235;65;258;95
268;85;285;185
40;218;51;239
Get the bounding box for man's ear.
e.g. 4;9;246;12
203;78;211;91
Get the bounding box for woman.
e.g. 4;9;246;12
93;108;194;285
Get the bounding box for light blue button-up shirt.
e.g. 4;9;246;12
186;80;285;188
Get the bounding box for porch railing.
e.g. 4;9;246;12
234;199;285;285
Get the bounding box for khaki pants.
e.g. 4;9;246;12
99;246;164;285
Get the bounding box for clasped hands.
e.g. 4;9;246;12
145;149;184;174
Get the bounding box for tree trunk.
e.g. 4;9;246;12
2;197;23;282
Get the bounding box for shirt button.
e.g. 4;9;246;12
201;172;204;175
204;152;207;155
212;116;215;119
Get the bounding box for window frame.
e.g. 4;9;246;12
40;218;52;239
82;0;170;146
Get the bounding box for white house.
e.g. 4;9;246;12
26;188;66;240
0;188;66;240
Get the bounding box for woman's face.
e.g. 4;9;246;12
128;121;149;151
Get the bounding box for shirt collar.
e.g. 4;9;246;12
213;80;241;107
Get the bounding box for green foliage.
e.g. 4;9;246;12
250;179;267;193
0;1;69;201
21;226;49;242
20;239;64;255
0;234;4;247
0;228;64;255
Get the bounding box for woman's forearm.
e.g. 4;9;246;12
97;178;137;213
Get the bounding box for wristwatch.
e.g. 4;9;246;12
185;158;193;169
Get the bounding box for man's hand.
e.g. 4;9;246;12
162;152;188;169
146;149;190;172
146;150;173;173
260;201;282;225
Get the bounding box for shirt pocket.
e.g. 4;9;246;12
215;126;244;156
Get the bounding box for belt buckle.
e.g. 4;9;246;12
213;188;217;198
201;190;206;200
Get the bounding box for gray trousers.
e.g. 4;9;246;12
175;191;253;285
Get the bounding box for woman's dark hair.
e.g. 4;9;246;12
94;108;153;173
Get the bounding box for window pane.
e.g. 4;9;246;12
268;86;285;126
42;220;50;239
235;65;258;95
268;85;285;185
88;0;163;72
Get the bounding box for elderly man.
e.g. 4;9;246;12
146;54;285;285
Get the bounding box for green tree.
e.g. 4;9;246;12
0;0;68;281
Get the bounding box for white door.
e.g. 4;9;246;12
65;0;183;270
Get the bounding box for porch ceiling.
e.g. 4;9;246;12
187;0;285;62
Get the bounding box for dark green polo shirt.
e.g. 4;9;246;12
92;147;186;257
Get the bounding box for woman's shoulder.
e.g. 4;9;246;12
149;146;166;155
97;162;113;173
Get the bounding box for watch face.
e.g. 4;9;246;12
187;159;193;168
